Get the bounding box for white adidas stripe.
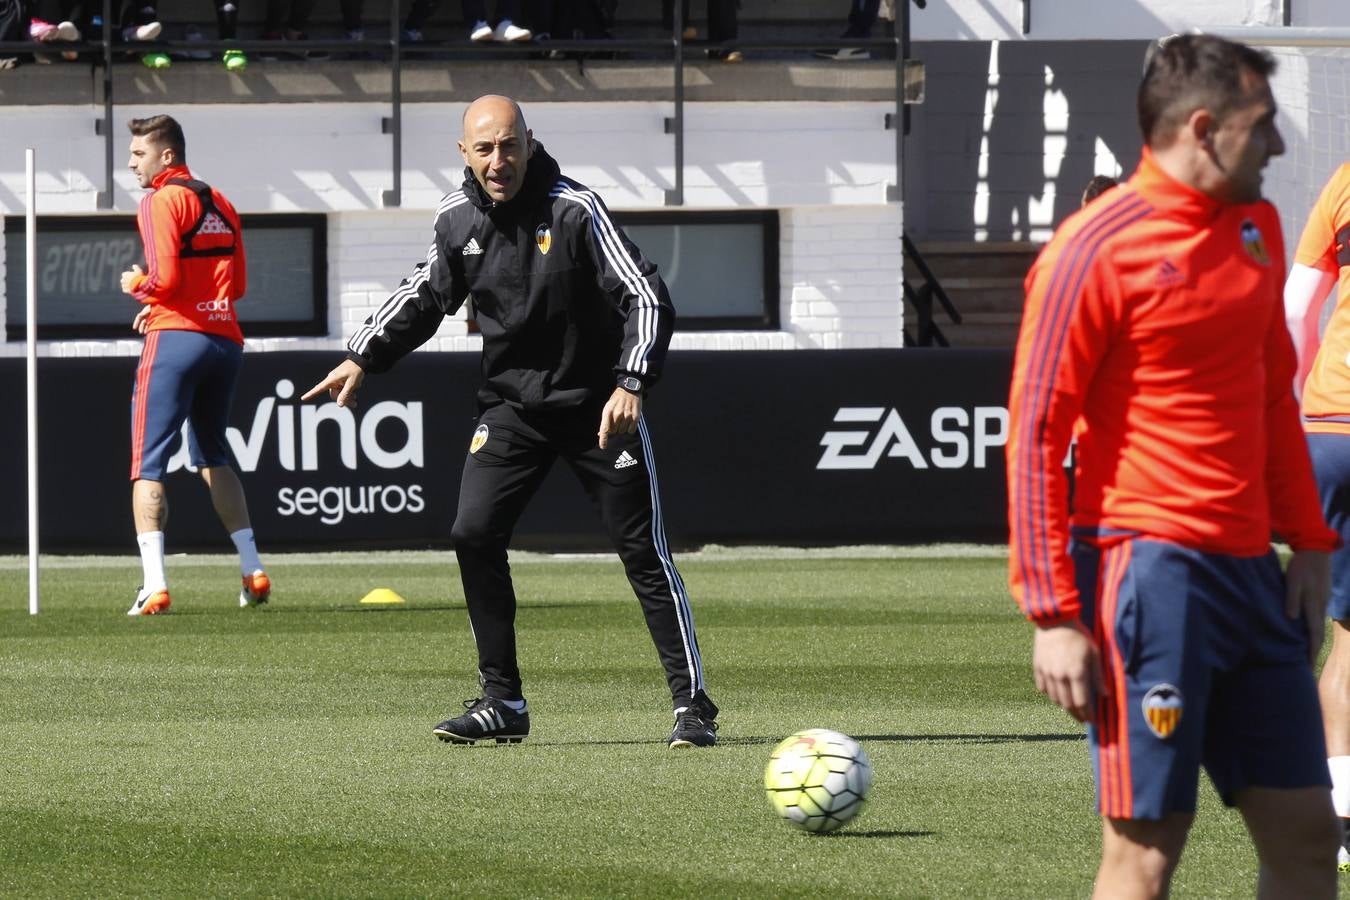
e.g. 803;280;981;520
550;181;662;376
350;190;469;355
636;416;703;693
350;257;430;354
556;182;660;375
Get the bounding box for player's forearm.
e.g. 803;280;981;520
1007;424;1081;624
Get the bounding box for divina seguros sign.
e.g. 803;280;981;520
165;378;427;526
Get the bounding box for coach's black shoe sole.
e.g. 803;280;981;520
433;728;527;745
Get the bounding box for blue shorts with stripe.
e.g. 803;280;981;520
1071;533;1328;820
1308;432;1350;621
130;329;242;481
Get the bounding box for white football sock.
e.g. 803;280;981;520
136;531;167;591
230;528;263;575
1330;756;1350;817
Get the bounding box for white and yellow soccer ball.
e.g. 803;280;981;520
764;728;872;833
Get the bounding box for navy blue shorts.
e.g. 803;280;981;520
1071;534;1328;820
1308;432;1350;621
130;329;242;481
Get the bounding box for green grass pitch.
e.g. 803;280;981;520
0;547;1292;897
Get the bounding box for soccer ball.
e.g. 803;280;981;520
764;728;872;833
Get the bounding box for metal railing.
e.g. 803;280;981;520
1;3;919;211
901;233;961;348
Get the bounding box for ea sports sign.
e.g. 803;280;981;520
817;406;1008;470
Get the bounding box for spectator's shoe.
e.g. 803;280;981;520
123;21;161;41
400;27;424;43
814;47;869;61
223;49;247;71
708;48;742;64
668;692;719;748
0;57;18;70
239;570;271;607
141;51;170;69
494;19;531;42
30;18;59;40
127;586;171;616
433;697;530;744
681;26;697;40
468;19;493;41
58;17;85;60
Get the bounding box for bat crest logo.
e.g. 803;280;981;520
469;424;489;454
1142;683;1183;739
1240;219;1270;266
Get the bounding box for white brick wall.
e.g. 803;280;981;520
0;101;902;357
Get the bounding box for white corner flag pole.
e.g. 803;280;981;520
25;148;39;615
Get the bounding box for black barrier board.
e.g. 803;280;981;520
0;349;1015;552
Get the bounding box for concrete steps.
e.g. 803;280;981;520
904;241;1040;349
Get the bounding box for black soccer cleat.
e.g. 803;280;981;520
668;692;719;749
433;697;530;745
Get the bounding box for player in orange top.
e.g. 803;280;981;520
119;114;271;616
1008;35;1339;897
1285;162;1350;871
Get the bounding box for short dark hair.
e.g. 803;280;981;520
127;114;187;163
1137;34;1276;147
1081;175;1118;206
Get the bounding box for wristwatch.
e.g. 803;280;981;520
616;375;643;394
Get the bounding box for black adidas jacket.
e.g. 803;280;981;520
346;144;675;411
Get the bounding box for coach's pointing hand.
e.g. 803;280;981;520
1032;621;1104;723
302;359;366;408
598;386;640;450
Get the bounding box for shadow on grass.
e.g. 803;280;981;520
240;602;595;614
712;733;1083;748
814;829;936;839
202;603;579;614
522;733;1082;748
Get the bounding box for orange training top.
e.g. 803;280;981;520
1294;162;1350;433
1007;148;1336;626
128;165;246;344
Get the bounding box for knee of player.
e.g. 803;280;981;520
1270;802;1340;865
450;515;503;549
1101;816;1191;885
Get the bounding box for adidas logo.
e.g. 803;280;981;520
463;238;484;256
198;212;232;236
472;707;506;730
614;450;638;469
1156;259;1184;288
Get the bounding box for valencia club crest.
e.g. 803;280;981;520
1142;684;1183;739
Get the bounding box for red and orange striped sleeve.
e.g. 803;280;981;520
1006;193;1149;626
130;187;193;303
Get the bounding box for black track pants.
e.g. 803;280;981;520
450;402;707;710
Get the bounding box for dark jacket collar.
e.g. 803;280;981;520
461;142;561;213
